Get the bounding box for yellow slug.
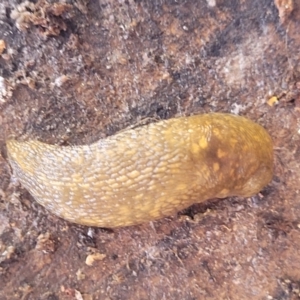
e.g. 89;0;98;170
6;113;273;228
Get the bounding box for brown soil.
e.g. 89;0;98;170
0;0;300;299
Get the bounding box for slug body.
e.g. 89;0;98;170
7;113;273;228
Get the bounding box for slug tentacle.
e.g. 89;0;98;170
6;113;273;228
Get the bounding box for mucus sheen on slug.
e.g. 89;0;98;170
6;113;274;228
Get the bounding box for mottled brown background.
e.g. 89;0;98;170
0;0;300;299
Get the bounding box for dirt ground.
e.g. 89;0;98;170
0;0;300;299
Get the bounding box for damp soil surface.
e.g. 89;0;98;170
1;0;300;299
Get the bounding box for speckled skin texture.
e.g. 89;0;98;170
6;113;273;227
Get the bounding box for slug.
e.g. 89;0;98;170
6;113;273;228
